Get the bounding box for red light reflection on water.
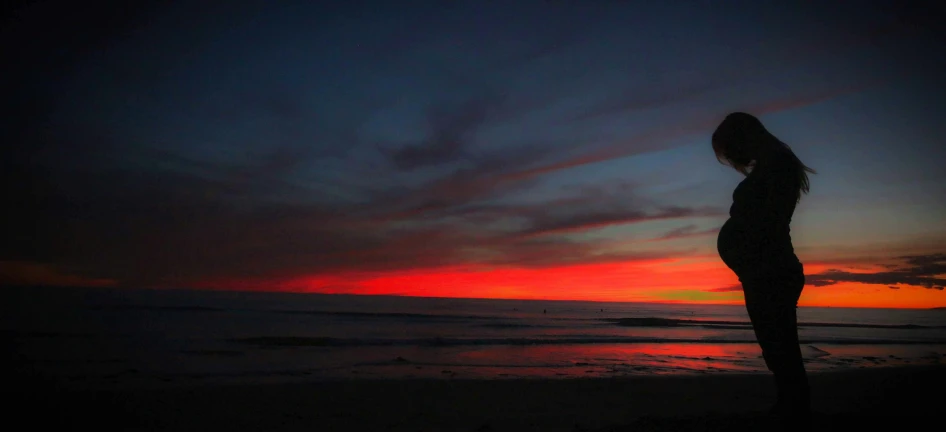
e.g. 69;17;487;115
445;343;766;378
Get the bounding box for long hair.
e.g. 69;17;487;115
712;112;816;203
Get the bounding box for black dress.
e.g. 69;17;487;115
716;147;810;413
717;148;803;282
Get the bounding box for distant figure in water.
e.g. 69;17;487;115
712;112;816;424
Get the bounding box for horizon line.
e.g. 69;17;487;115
4;284;942;310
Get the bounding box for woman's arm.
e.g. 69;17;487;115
741;163;797;257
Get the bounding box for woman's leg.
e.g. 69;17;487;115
742;273;808;412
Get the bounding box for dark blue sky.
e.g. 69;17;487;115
3;0;945;302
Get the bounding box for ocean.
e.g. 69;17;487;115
5;286;945;388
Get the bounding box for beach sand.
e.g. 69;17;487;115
10;366;945;431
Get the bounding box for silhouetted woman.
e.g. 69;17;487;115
713;112;815;423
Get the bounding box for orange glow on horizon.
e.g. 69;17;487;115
190;257;946;309
0;261;116;288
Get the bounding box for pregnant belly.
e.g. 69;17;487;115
716;218;747;271
717;218;802;277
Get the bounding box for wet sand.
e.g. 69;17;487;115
10;366;945;431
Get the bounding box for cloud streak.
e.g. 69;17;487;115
806;253;946;290
646;225;721;242
706;284;742;293
3;1;940;295
517;206;724;239
0;75;888;289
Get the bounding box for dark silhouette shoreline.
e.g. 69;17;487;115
8;365;944;431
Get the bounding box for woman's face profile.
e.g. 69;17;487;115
713;134;751;169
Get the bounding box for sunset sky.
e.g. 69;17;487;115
3;0;945;308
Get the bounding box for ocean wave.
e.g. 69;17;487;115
90;305;226;312
1;330;100;339
267;311;943;331
604;317;937;330
274;310;499;321
83;305;941;331
478;323;557;329
230;336;946;348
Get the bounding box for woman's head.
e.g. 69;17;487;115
711;112;772;174
712;112;816;202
